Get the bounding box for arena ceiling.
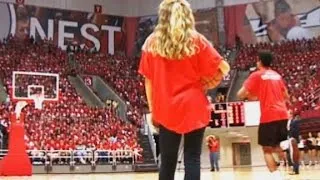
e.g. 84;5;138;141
0;0;262;16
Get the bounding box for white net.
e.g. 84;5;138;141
30;94;45;110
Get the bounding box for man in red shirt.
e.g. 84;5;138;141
237;51;291;179
207;135;220;172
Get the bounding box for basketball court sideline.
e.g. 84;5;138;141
2;167;320;180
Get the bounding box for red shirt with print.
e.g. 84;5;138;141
139;33;222;133
244;69;288;123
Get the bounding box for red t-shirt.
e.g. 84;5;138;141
244;69;288;123
208;139;219;152
139;32;222;134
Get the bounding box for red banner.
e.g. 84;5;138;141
135;8;219;54
0;3;125;54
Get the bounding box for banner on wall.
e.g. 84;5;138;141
135;15;157;55
135;8;219;54
225;0;320;45
0;3;125;54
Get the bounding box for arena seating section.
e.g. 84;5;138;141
74;52;147;127
234;37;320;117
0;35;143;165
1;33;319;165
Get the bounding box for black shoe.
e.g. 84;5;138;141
210;168;215;172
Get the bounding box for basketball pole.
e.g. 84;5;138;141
0;102;32;176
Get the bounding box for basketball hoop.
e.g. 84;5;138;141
31;94;45;110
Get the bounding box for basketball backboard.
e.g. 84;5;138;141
12;71;59;102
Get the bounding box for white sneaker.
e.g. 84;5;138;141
270;170;286;180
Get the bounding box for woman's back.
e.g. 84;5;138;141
139;32;223;133
138;1;230;180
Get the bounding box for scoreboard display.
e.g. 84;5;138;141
210;103;228;128
209;101;260;128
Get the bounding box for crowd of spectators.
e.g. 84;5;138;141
74;43;235;126
73;51;147;126
234;37;320;115
0;35;143;164
3;31;318;165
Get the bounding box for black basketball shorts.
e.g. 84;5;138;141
258;119;288;147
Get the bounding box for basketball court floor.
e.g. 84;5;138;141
2;167;320;180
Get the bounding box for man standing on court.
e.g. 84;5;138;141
237;51;293;180
287;111;300;175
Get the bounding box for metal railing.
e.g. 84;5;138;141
226;69;238;101
307;86;320;103
0;149;142;166
142;112;158;164
145;117;157;164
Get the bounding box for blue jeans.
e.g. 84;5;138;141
159;126;205;180
210;152;219;171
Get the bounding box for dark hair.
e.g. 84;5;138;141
258;50;273;67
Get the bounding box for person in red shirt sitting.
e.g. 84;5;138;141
207;135;220;172
237;51;294;180
139;0;229;180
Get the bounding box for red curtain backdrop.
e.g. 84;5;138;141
124;17;139;57
224;5;236;47
224;4;255;48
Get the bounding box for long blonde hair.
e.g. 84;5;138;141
145;0;197;60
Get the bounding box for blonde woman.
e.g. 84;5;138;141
138;0;229;179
